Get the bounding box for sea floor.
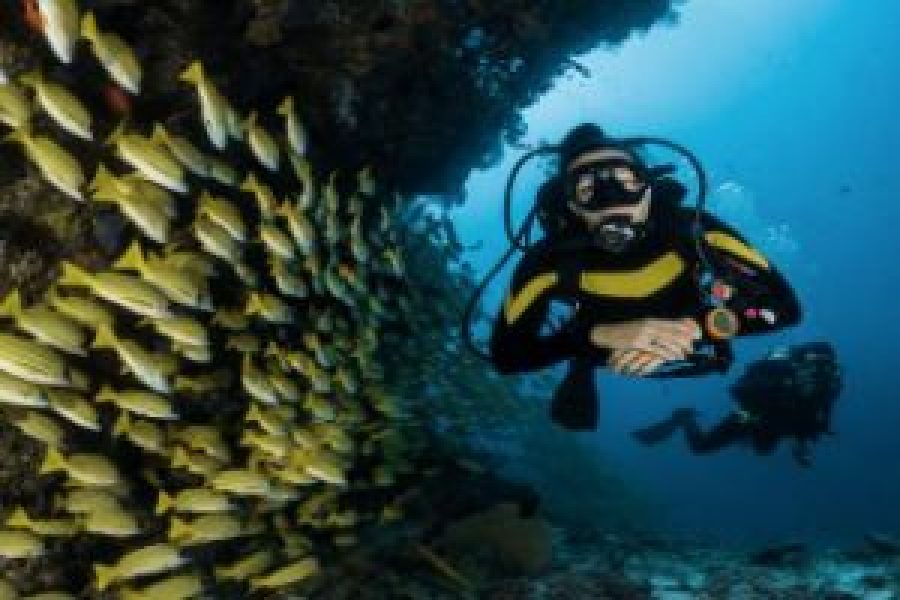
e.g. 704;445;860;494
480;533;900;600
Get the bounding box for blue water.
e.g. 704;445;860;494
453;0;900;546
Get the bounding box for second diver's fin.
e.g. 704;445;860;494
550;358;598;431
631;408;696;445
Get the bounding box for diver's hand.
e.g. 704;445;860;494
608;349;667;376
590;318;701;361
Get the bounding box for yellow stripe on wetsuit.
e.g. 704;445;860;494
579;252;685;298
504;272;558;324
704;231;770;270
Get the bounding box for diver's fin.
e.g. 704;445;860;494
631;408;695;445
550;358;598;431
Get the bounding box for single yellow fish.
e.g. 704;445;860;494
241;355;279;405
276;95;307;156
19;69;92;140
240;172;277;220
46;388;100;431
6;507;81;536
244;110;279;171
120;572;203;600
40;447;123;487
178;60;229;150
37;0;80;64
58;261;172;319
0;529;44;559
81;11;142;94
151;123;208;177
197;189;246;241
91;326;178;394
112;410;167;455
250;557;320;591
155;487;233;515
3;127;85;200
106;122;186;194
209;468;271;497
0;332;71;387
4;408;64;446
96;384;177;420
93;543;186;591
215;549;275;581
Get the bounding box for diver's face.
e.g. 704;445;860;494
566;148;651;232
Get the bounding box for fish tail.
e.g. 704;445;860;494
1;127;26;145
89;163;116;194
17;68;41;88
6;506;29;529
171;445;187;468
244;294;258;317
39;447;66;475
91;324;117;351
95;384;115;404
246;402;261;424
178;60;204;85
112;240;144;272
94;563;116;591
168;515;189;541
0;289;23;317
58;262;91;288
111;410;129;437
104;120;126;147
80;11;99;42
150;123;167;145
239;173;255;193
277;96;293;117
155;490;173;515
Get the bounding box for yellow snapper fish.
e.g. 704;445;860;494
171;341;212;364
112;410;167;455
155;487;233;515
249;557;321;591
276;95;307;156
168;445;222;478
209;468;271;497
46;287;115;329
46;388;100;431
106;122;187;194
240;172;277;220
197;189;246;241
90;164;177;217
173;370;231;395
119;573;203;600
139;314;209;347
151;123;208;177
244;291;294;324
0;529;44;559
210;306;250;331
0;289;87;356
0;80;33;128
269;256;308;298
205;153;239;186
80;12;142;94
241;355;279;405
178;60;229;150
6;507;81;537
18;70;92;140
192;215;243;266
96;384;177;420
58;261;171;318
0;332;71;387
243;110;280;171
40;447;123;486
288;153;316;209
93;543;186;591
356;165;376;195
161;245;218;277
215;550;275;581
168;513;256;546
37;0;80;63
2;126;85;200
259;221;295;260
276;197;317;254
112;241;213;311
82;505;141;537
90;169;171;244
240;429;290;461
4;407;64;445
245;402;287;437
169;425;230;461
91;325;178;394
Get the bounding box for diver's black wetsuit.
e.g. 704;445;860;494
488;185;801;428
633;342;842;466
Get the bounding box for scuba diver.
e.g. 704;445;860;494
465;124;801;430
632;341;842;467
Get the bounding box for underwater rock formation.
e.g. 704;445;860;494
0;0;682;596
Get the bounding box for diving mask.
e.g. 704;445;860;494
566;159;649;211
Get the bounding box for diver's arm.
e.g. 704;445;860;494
699;213;802;337
489;251;604;374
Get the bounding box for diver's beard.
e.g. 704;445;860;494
591;219;646;253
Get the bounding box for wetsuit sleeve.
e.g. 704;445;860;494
698;212;802;337
489;249;603;374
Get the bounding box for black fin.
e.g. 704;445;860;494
632;408;695;445
550;358;598;431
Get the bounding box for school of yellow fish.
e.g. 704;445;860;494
0;0;419;596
